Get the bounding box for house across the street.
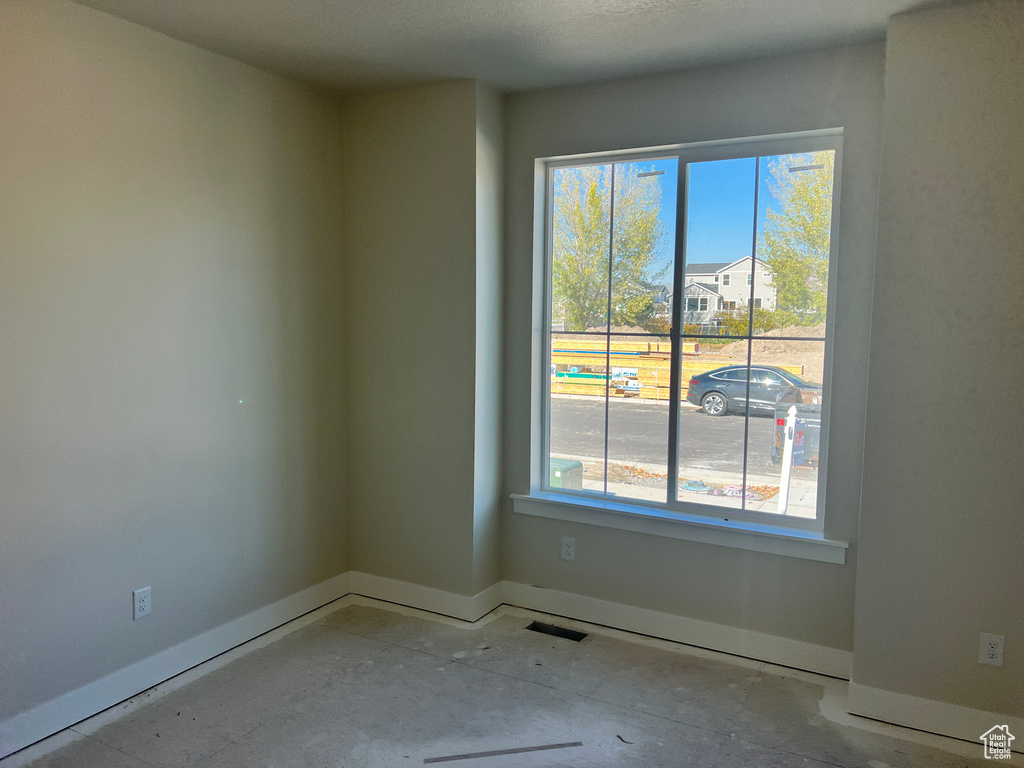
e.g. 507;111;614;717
655;257;778;331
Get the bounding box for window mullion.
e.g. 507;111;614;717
739;158;762;511
603;163;616;495
666;158;687;505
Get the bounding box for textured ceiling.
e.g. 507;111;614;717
72;0;940;93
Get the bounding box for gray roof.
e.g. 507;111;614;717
683;282;721;296
684;261;732;274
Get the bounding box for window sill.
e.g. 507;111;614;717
511;491;847;564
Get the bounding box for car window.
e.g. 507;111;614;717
714;369;747;381
753;370;785;385
782;370;813;387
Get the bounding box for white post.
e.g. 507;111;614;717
776;405;798;515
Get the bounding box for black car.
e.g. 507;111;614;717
686;365;821;416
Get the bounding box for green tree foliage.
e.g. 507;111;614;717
552;165;666;331
714;307;785;336
758;151;834;326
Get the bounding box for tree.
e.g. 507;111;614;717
758;151;834;326
714;307;784;336
551;165;667;331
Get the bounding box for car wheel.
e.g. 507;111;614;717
701;391;727;416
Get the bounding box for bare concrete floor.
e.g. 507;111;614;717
4;600;1004;768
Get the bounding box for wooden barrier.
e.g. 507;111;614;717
550;338;803;401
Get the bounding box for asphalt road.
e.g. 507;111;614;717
550;396;776;474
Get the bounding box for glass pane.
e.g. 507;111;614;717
682;157;756;338
752;151;835;337
549;332;607;493
605;334;671;502
550;164;612;332
677;338;750;509
609;158;678;334
744;341;826;518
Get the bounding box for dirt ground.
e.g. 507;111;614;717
582;325;651;334
716;322;827;383
581;459;780;500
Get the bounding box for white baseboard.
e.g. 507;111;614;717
13;571;1013;761
848;682;1024;751
0;572;352;760
501;582;852;679
347;572;503;622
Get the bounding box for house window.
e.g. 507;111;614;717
541;132;840;531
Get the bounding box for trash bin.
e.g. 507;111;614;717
771;391;821;466
549;458;584;490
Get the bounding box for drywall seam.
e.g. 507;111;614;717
0;572;352;759
848;683;1024;752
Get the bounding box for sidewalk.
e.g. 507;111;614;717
554;455;818;520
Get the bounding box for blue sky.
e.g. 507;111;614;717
562;153;819;286
629;155;789;281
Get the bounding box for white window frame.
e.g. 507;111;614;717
722;273;731;286
518;129;847;563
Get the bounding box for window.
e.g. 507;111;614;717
714;369;748;381
752;369;784;386
541;132;840;532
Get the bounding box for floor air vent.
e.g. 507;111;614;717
526;621;587;642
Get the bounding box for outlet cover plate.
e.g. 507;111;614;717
980;632;1004;667
561;536;576;561
133;587;152;620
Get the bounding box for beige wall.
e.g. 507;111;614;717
0;0;348;724
854;0;1024;718
502;43;886;650
342;80;503;596
7;0;1020;749
472;83;505;594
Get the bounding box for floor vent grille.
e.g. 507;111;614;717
525;621;587;642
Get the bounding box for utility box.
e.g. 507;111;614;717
549;458;584;490
772;392;821;466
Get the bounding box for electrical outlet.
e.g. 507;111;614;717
561;536;576;561
979;633;1004;667
133;587;152;620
